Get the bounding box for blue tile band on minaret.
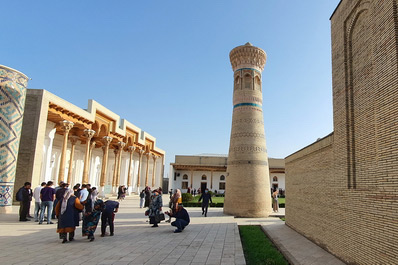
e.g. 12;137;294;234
234;68;261;73
233;103;262;109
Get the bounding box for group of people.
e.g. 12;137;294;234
143;187;190;233
17;181;119;243
18;181;196;240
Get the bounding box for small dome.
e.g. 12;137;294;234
245;42;253;46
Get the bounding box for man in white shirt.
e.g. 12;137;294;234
33;182;46;222
79;184;89;203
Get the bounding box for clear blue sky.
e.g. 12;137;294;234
3;0;341;176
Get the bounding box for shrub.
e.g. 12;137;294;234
182;193;193;202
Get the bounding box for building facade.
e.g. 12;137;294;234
285;0;398;264
169;155;285;194
13;89;165;203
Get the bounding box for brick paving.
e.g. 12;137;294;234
0;195;245;265
0;195;345;265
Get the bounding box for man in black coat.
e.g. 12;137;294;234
198;188;212;217
19;182;32;221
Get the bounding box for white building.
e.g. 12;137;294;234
169;154;285;194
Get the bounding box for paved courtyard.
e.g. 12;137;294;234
0;195;245;265
0;195;345;265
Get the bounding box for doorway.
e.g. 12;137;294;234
201;182;207;192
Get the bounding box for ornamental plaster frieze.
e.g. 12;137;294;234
229;44;266;72
233;95;263;106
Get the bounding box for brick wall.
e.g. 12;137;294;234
286;0;398;264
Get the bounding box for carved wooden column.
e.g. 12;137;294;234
89;140;96;160
82;129;95;184
191;169;194;188
58;120;74;183
145;152;151;187
210;171;213;189
151;155;158;187
127;146;136;191
99;136;112;196
112;147;119;190
136;149;145;189
67;136;79;185
115;142;125;188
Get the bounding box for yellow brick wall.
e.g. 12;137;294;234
286;0;398;264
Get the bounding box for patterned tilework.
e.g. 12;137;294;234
0;66;28;209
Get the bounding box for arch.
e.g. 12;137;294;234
273;176;278;182
220;175;225;181
234;75;241;90
98;124;108;137
244;73;252;90
254;76;261;91
92;121;100;136
201;175;207;180
182;174;188;180
344;1;373;189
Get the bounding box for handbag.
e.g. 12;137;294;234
155;212;165;223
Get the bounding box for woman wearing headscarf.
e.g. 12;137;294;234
82;197;104;242
144;186;152;207
147;189;163;227
166;189;181;223
55;189;84;243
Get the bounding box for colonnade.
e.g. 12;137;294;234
41;120;163;195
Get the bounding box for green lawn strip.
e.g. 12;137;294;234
191;195;225;204
239;225;288;265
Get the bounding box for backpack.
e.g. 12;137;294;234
16;187;24;201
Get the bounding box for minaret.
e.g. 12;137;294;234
224;43;272;217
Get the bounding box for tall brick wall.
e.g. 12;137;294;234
286;0;398;264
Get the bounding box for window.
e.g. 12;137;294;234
202;175;207;180
220;175;225;181
183;174;188;180
182;181;188;189
273;176;278;182
219;182;226;190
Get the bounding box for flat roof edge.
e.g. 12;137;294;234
330;0;343;20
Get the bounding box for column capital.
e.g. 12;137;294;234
61;120;74;132
152;154;158;161
117;141;126;148
128;146;136;153
139;149;145;156
102;136;113;146
69;135;79;145
114;148;119;155
83;129;96;139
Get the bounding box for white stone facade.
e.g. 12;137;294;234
169;155;285;194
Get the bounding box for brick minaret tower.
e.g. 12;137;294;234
224;43;272;217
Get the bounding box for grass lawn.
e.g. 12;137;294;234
239;225;288;265
191;195;225;204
